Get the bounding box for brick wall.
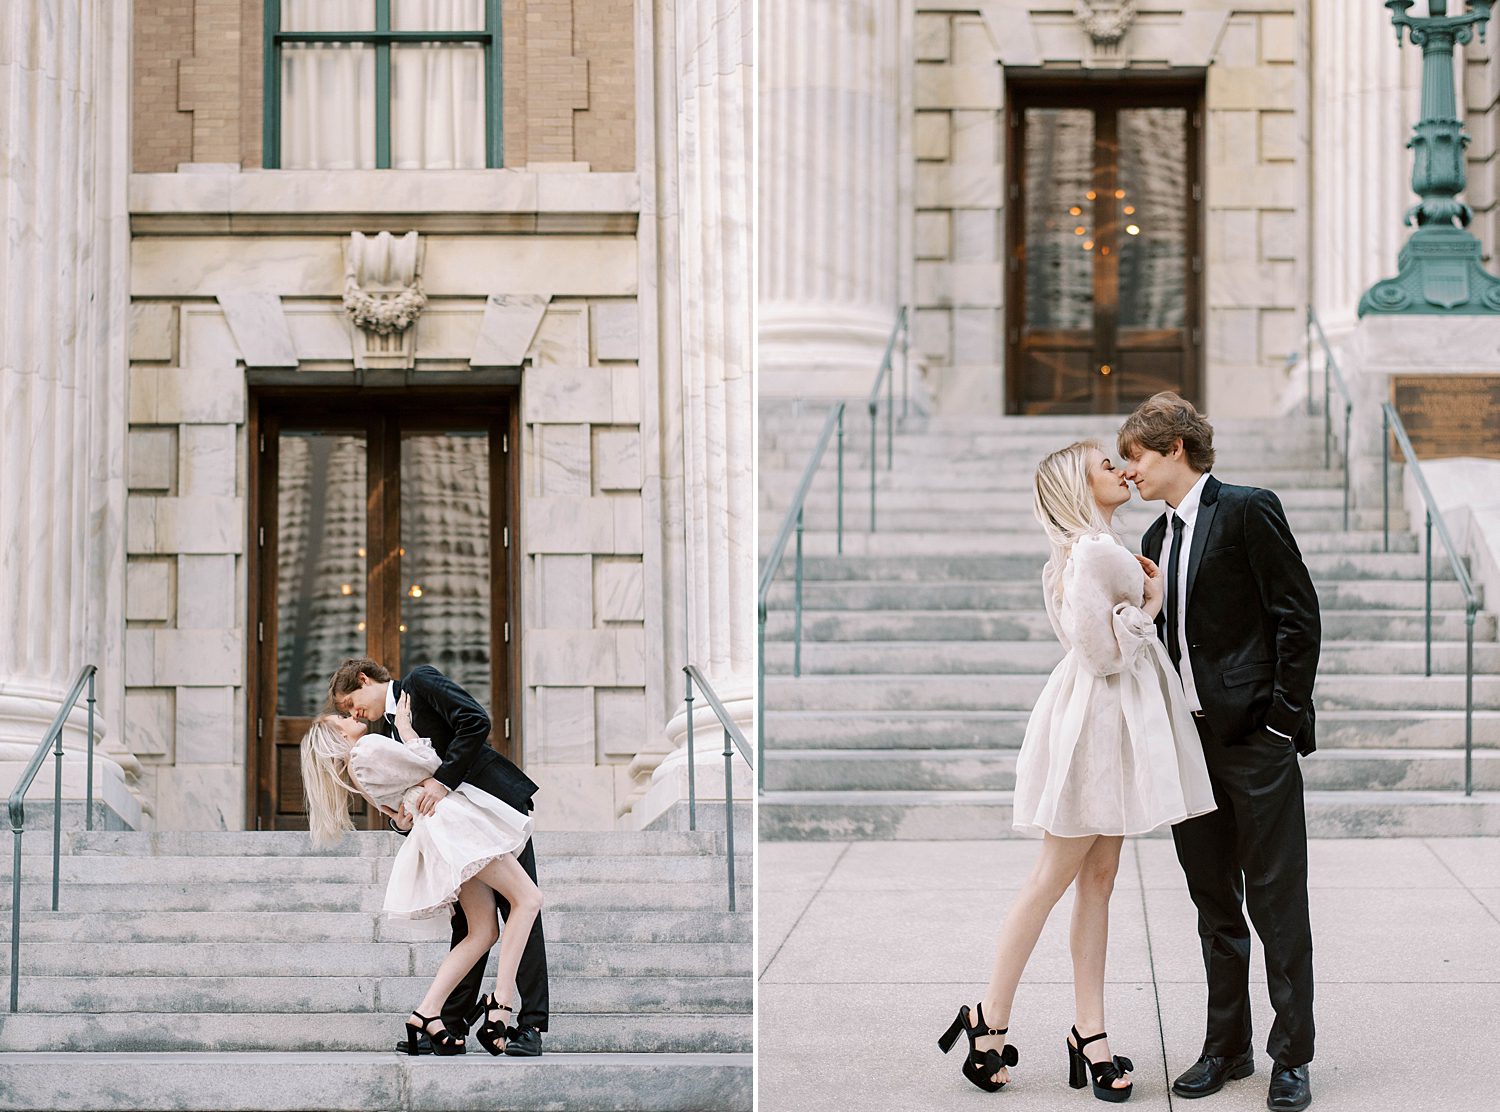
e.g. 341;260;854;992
133;0;633;172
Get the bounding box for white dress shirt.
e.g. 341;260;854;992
1166;473;1293;741
384;681;399;724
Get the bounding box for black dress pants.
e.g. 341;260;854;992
440;833;549;1034
1171;716;1315;1066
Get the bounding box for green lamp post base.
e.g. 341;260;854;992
1359;225;1500;316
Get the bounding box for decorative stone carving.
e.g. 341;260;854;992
1075;1;1136;46
343;231;427;369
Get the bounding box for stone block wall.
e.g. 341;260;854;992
909;2;1307;418
1465;26;1500;269
132;0;634;172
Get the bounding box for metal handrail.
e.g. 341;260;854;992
8;665;98;1012
866;307;910;531
1305;308;1355;530
756;402;847;794
1381;404;1480;796
682;665;752;911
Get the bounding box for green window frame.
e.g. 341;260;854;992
263;0;503;169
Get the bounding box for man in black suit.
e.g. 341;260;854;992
329;658;549;1056
1119;393;1320;1112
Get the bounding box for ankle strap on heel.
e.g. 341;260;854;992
973;1003;1008;1037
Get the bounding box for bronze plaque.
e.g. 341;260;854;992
1389;375;1500;461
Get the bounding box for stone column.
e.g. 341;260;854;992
0;1;141;828
759;0;902;398
631;0;755;831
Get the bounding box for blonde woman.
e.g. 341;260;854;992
301;694;543;1057
938;440;1215;1102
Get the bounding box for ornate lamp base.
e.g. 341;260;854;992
1359;225;1500;316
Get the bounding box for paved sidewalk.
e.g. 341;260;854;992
758;837;1500;1111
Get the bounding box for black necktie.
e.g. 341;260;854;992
1165;512;1185;671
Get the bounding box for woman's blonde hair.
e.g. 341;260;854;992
300;717;359;847
1033;439;1121;594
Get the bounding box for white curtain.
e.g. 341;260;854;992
278;0;487;170
392;0;487;169
280;0;377;169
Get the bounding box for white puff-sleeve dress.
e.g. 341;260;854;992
347;732;534;919
1011;533;1216;837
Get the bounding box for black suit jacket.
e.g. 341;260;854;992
372;665;539;812
1142;474;1321;756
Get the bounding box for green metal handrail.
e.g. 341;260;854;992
1381;404;1479;796
1305;307;1355;530
8;665;98;1012
756;402;847;793
867;307;910;531
682;665;752;911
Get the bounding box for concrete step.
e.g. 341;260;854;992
762;427;1331;455
762;607;1498;643
5;880;752;913
764;551;1463;583
6;973;748;1016
0;1051;752;1109
763;577;1478;611
757;789;1500;840
762;708;1500;750
762;748;1500;793
762;639;1500;676
764;673;1500;712
759;465;1352;493
760;529;1420;557
760;507;1408;534
0;940;747;979
49;830;732;858
764;486;1362;515
11;908;751;945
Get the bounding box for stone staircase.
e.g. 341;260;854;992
0;829;751;1110
759;408;1500;840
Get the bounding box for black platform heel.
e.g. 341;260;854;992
404;1011;465;1056
938;1002;1019;1092
467;993;514;1056
1067;1026;1133;1102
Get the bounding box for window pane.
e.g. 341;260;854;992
400;432;492;713
281;44;377;169
391;44;487;169
1024;108;1095;331
391;0;486;31
1116;108;1187;330
277;433;368;718
282;0;375;32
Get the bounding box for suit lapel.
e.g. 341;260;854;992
1184;474;1221;608
1143;515;1167;562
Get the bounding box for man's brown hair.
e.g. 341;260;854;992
328;657;392;700
1117;391;1216;473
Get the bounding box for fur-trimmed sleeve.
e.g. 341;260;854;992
1063;535;1154;677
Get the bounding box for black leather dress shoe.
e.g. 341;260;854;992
504;1025;543;1057
1267;1062;1311;1112
1172;1049;1255;1098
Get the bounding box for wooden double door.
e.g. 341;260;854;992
249;391;519;830
1006;79;1204;414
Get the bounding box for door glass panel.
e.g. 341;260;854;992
1024;108;1095;331
1116;108;1187;330
276;432;368;717
400;431;492;711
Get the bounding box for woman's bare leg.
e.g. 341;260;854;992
471;853;544;1018
413;877;500;1032
972;833;1098;1083
1069;834;1129;1089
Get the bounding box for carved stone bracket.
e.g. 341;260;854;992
1075;0;1136;64
343;230;427;369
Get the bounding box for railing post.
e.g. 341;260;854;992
86;671;95;832
756;604;766;796
836;409;845;556
1324;344;1332;469
50;732;62;912
9;826;20;1012
1425;510;1433;677
722;708;737;913
1305;307;1313;417
1342;405;1352;533
868;400;878;531
1382;407;1391;554
901;307;911;420
685;670;696;832
886;346;894;472
793;507;805;677
1467;608;1476;797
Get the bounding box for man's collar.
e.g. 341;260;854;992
1168;470;1212;527
383;681;398;719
